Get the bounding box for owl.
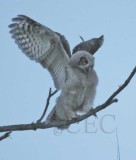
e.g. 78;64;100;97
46;51;98;129
9;15;101;129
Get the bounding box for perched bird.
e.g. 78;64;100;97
9;15;100;129
46;51;98;129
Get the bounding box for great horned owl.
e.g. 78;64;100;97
9;15;102;129
46;51;98;129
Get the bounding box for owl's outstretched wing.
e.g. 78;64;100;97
9;15;71;89
72;35;104;55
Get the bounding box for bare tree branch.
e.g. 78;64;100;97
0;66;135;133
0;131;12;141
37;88;58;123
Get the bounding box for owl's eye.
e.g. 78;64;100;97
79;57;88;65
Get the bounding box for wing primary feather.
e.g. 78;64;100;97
9;15;70;89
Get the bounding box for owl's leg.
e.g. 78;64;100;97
81;105;97;118
65;109;77;121
82;103;92;113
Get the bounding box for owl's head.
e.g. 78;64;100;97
69;51;95;73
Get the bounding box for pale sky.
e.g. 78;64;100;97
0;1;136;160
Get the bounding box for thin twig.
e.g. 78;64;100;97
101;66;136;107
0;131;12;141
37;88;58;123
0;66;135;132
116;128;120;160
79;35;85;42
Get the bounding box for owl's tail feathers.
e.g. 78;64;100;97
45;107;70;130
45;107;58;123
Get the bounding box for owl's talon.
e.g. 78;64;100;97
93;113;98;118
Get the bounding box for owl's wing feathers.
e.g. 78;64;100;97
72;35;104;55
9;15;71;89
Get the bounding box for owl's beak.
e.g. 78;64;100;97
84;64;94;73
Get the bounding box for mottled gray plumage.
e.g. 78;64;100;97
72;35;104;55
9;15;103;88
9;15;70;89
46;51;98;129
9;15;100;129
